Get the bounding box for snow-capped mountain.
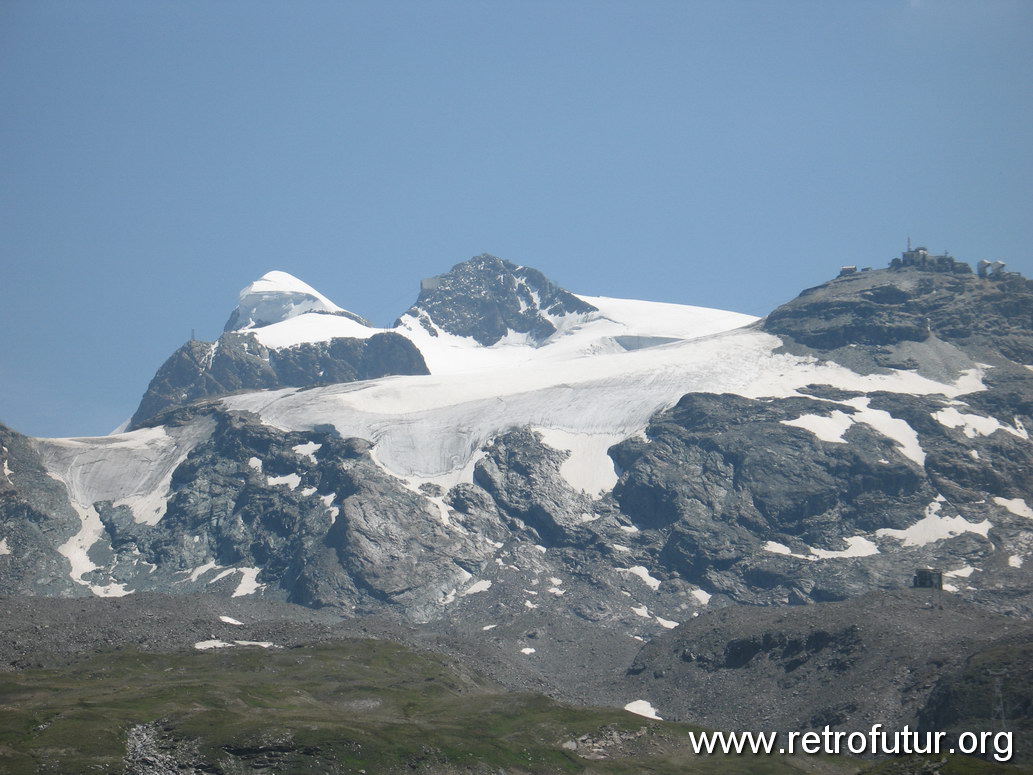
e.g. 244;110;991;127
4;248;1033;737
3;251;1033;645
128;271;429;429
397;253;599;346
223;269;370;331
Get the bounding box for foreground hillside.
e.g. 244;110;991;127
3;633;1026;775
4;624;1024;775
0;637;865;775
1;591;1031;770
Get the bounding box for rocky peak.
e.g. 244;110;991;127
764;257;1033;363
398;254;598;346
224;270;369;332
128;270;426;429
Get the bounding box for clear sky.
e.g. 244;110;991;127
2;0;1031;438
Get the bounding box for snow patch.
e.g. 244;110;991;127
1009;555;1024;568
219;615;245;625
624;700;662;720
189;561;220;582
74;583;126;600
194;639;274;650
482;624;497;631
655;616;679;629
320;493;339;524
842;397;925;466
248;457;263;472
993;497;1033;519
945;566;976;578
208;566;264;596
292;441;322;463
266;473;301;490
250;313;379;348
810;536;880;559
631;605;650;618
232;567;264;597
621;566;661;590
534;427;623;496
781;410;854;443
934;407;1029;439
520;647;536;655
691;589;712;605
0;538;9;556
55;500;132;596
876;500;992;546
462;580;492;596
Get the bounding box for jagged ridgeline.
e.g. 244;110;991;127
1;247;1032;745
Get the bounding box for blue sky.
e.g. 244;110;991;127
2;0;1031;438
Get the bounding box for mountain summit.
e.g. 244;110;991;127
224;270;369;331
129;270;426;428
399;254;598;346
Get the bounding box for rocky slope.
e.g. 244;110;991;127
625;588;1033;735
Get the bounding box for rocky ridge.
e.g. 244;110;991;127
398;253;598;345
129;331;428;429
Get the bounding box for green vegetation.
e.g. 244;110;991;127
0;639;1018;774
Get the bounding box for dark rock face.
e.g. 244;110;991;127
81;409;493;621
399;254;598;346
764;264;1033;363
471;429;598;546
0;424;84;597
129;331;428;429
610;383;1033;608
